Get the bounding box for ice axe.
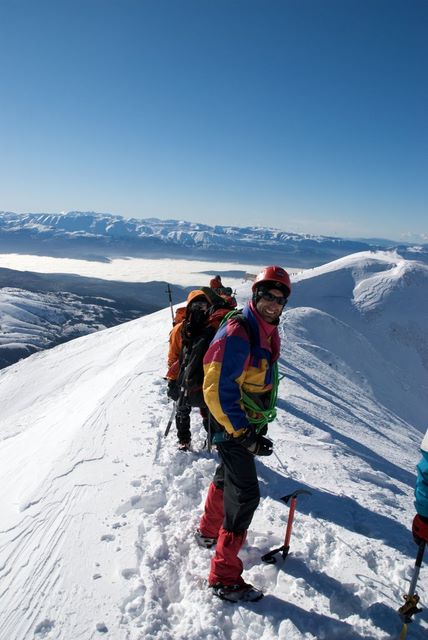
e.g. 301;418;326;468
261;489;312;564
397;540;425;639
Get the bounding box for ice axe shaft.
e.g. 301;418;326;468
398;540;425;636
407;541;425;597
261;489;312;564
282;495;297;553
164;402;176;437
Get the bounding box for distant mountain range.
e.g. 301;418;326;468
2;210;426;267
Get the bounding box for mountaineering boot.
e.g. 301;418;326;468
210;581;264;602
194;529;217;549
178;441;191;452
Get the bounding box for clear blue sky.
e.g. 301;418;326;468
0;0;426;241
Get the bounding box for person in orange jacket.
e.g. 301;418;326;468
166;289;212;450
165;288;235;450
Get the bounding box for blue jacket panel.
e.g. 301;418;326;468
415;449;428;518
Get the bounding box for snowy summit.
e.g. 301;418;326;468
0;250;427;639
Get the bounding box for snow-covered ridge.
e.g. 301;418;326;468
291;251;428;429
0;250;427;639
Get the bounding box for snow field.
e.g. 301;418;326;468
1;250;428;639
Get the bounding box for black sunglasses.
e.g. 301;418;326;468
259;291;288;306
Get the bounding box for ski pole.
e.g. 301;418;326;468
164;342;193;439
273;449;287;472
164;402;176;437
398;541;425;639
261;489;312;564
166;283;174;325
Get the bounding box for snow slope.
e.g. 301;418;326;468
0;251;427;640
0;273;190;369
0;287;128;369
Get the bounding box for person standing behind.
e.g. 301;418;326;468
209;275;237;308
413;428;428;545
209;275;223;293
166;290;211;450
197;266;291;602
166;288;235;450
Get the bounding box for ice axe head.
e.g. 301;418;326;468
280;489;312;505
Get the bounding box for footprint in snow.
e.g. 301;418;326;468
34;619;55;636
96;622;108;633
122;568;139;580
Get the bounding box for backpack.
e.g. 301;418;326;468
178;303;234;408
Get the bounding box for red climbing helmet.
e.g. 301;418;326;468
252;265;291;297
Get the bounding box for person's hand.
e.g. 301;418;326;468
254;435;273;456
167;379;180;401
412;514;428;544
238;428;273;456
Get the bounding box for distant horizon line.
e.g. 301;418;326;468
0;208;426;246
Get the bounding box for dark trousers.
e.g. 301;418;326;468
175;399;191;443
213;440;260;532
176;402;210;443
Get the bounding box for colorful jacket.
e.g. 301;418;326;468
203;301;280;437
415;429;428;518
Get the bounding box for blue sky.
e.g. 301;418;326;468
0;0;426;241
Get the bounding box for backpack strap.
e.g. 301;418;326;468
219;308;250;333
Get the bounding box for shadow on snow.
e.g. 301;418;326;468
257;463;415;559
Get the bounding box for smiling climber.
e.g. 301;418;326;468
195;265;291;602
